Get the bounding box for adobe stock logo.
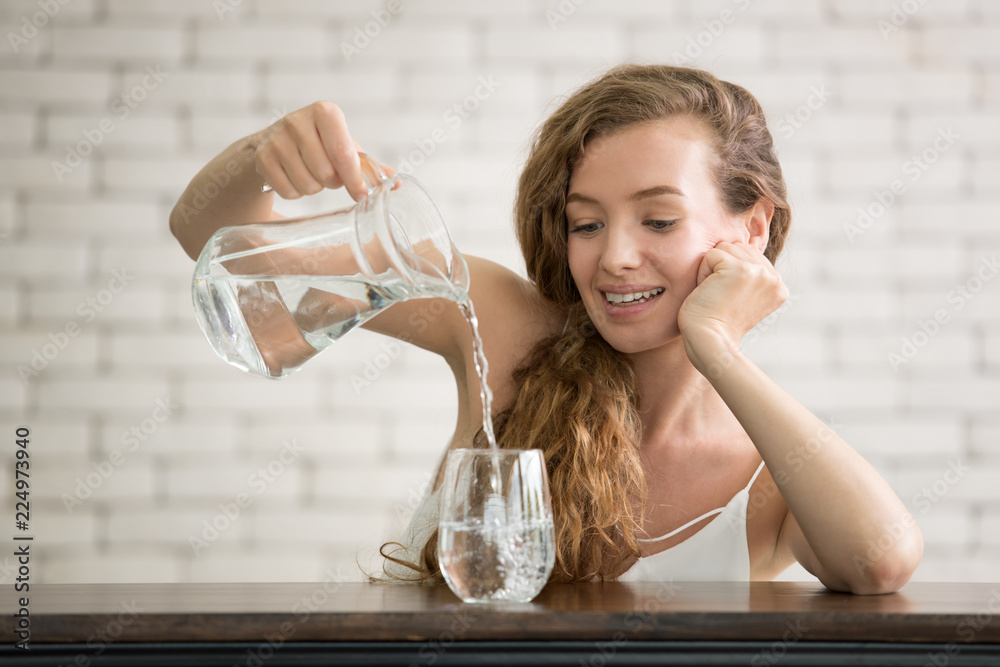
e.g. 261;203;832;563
888;254;999;371
670;0;751;65
6;0;69;53
189;439;305;556
340;0;406;63
394;75;501;175
18;268;134;383
844;126;960;244
213;0;246;20
546;0;587;30
62;396;178;513
877;0;931;40
50;66;170;182
774;86;831;140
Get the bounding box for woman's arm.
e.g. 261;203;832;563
700;345;922;594
680;239;922;594
169;131;276;261
169;103;563;375
169;101;372;261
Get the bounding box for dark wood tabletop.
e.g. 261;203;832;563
4;581;1000;666
3;580;999;644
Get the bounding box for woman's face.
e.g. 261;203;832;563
565;116;758;355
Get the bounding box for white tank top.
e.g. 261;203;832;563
382;459;766;582
619;458;766;581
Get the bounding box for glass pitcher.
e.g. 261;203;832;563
191;153;469;379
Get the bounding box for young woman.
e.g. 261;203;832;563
171;64;922;594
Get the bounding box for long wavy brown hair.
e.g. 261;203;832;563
375;63;791;583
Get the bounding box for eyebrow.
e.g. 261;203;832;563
566;185;686;206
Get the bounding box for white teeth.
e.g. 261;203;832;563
604;288;664;305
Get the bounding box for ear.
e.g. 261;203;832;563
744;199;774;253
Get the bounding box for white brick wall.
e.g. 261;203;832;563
1;0;997;586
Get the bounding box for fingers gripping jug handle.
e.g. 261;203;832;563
357;153;388;197
261;152;387;196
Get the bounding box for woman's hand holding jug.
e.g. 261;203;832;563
253;101;396;202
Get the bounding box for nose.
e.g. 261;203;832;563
599;222;642;275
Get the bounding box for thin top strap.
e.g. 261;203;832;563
637;458;765;544
637;506;726;543
747;459;766;489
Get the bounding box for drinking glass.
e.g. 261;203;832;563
437;448;556;603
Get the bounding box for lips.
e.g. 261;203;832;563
603;287;665;306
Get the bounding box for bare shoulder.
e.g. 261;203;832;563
460;255;568;360
360;254;566;370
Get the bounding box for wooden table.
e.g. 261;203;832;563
3;581;999;665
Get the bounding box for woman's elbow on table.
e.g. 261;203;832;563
848;530;925;595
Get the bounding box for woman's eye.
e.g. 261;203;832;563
570;222;601;234
647;220;677;230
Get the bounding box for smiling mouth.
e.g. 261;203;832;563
603;288;665;306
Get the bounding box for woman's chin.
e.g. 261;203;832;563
595;328;684;356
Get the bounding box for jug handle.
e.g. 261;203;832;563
260;152;389;197
357;152;390;198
